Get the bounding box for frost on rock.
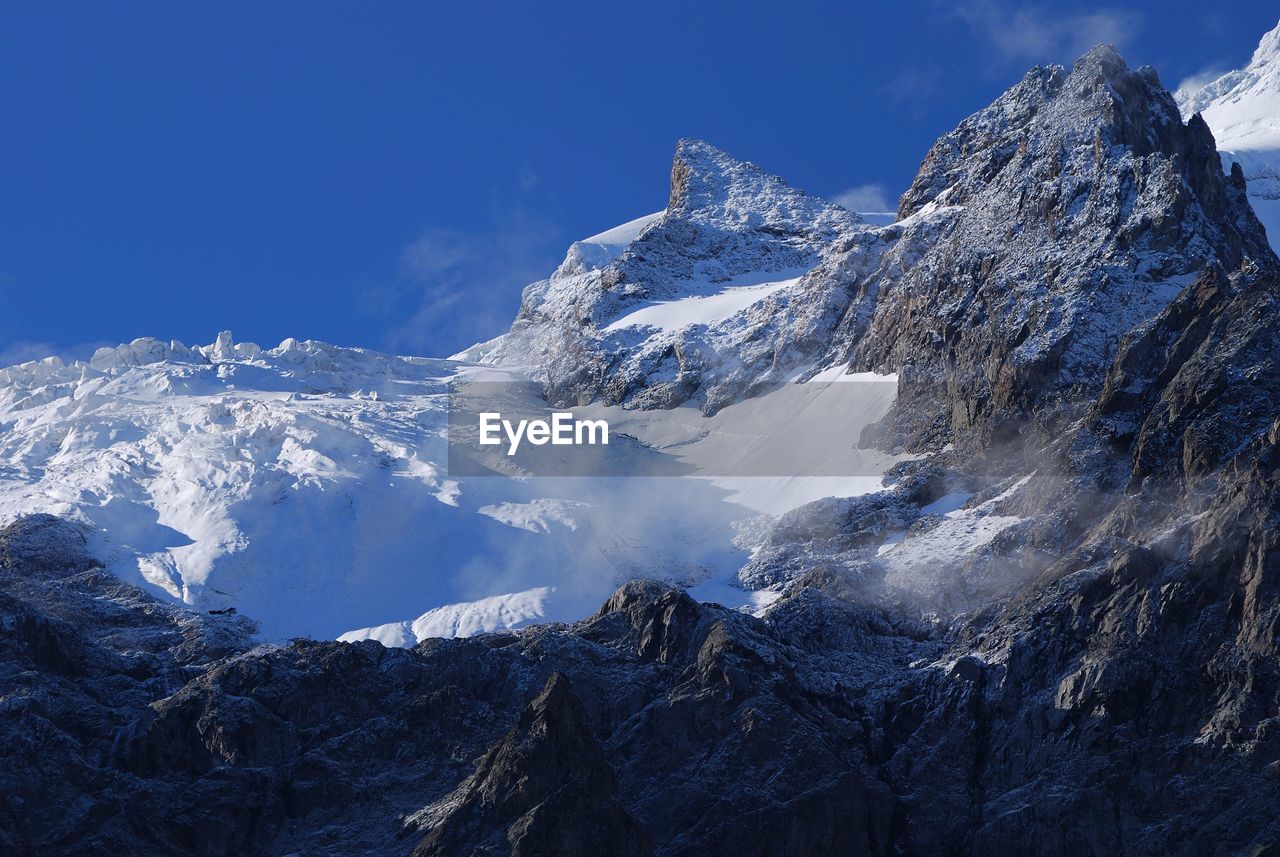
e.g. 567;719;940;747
473;50;1274;438
463;138;864;411
819;45;1274;452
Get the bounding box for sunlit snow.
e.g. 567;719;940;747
0;330;903;646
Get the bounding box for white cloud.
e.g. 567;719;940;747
0;339;112;369
833;184;894;214
952;1;1141;63
0;340;57;368
382;211;560;357
1174;67;1228;101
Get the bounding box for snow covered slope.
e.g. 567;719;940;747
0;331;901;644
0;335;740;640
1177;18;1280;250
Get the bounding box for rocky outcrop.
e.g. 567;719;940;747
469;138;863;411
409;673;648;857
5;481;1280;855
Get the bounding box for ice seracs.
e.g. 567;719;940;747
2;329;895;644
0;332;773;641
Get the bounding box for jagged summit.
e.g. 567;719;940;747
852;42;1274;450
903;44;1232;227
668;137;745;211
545;138;852;288
667;137;859;229
459;137;859;377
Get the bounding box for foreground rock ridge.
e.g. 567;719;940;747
6;41;1280;856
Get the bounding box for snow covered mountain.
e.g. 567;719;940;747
1177;18;1280;249
3;45;1274;650
10;35;1280;855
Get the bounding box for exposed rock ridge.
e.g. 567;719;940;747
465;139;862;409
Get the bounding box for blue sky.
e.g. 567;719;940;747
1;1;1276;363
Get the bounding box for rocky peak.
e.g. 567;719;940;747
901;45;1209;220
846;42;1276;453
603;139;859;302
465;137;859;377
666;138;859;231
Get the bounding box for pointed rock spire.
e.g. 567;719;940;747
666;137;860;230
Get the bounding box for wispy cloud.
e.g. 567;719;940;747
517;166;539;193
379;209;561;358
0;338;112;369
883;66;943;103
1174;66;1228;101
952;1;1141;64
0;340;58;368
833;184;894;214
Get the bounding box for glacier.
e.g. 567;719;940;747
0;326;903;643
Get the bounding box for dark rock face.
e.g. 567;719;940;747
5;485;1280;856
0;522;910;855
409;672;648;857
850;46;1275;455
0;515;258;855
